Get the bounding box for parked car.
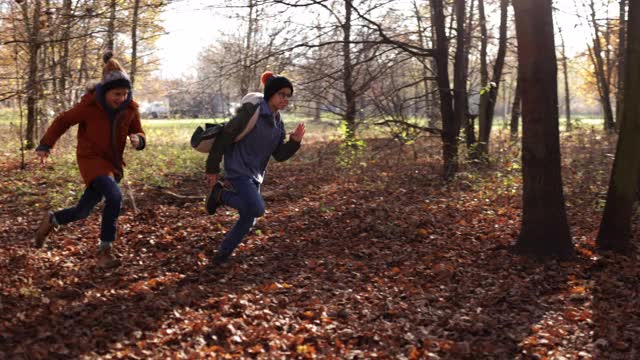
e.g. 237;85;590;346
142;102;170;119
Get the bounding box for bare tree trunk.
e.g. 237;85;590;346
596;0;640;252
431;0;456;178
502;76;509;128
510;75;521;139
57;0;72;111
130;0;141;87
589;0;615;131
557;19;572;131
24;0;43;149
314;101;321;122
414;1;434;126
468;0;486;159
477;0;508;159
478;0;488;88
76;12;91;101
616;0;627;130
452;0;467;160
429;9;440;127
106;0;117;51
240;0;256;96
512;0;573;258
464;0;476;149
12;12;26;168
342;0;357;140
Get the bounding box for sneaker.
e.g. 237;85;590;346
205;181;225;215
96;245;122;269
34;211;55;248
210;251;230;266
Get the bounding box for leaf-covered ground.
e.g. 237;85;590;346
1;129;639;359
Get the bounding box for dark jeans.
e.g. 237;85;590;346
53;176;123;243
218;176;265;256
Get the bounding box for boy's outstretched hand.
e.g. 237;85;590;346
129;134;141;148
36;150;49;165
290;122;305;143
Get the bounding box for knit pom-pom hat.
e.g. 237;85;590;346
261;71;293;101
101;51;131;92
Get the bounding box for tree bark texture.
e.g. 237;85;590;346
512;0;573;258
240;0;256;97
130;0;141;87
596;0;640;252
589;0;615;131
342;0;357;140
24;0;42;149
451;0;467;175
615;0;627;130
430;0;457;179
557;21;572;132
509;75;521;139
477;0;508;159
106;0;117;51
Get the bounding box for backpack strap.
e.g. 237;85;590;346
233;106;260;142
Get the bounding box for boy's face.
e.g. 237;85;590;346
268;88;292;111
105;88;129;108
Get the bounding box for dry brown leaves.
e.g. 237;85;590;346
1;134;639;359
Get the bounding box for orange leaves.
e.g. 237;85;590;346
0;133;637;359
296;344;317;356
301;310;316;320
563;308;592;322
262;282;293;292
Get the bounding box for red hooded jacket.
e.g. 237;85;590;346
39;91;145;186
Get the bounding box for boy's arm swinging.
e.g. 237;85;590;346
272;122;305;162
36;106;86;164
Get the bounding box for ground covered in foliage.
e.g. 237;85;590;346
1;126;639;359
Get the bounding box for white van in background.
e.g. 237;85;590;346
142;101;170;119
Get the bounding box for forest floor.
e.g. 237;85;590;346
1;120;639;359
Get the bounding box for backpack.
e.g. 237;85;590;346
190;92;263;153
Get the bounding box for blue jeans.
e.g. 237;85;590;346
53;176;123;243
218;176;265;256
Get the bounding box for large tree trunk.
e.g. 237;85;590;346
342;0;357;141
615;0;627;130
509;75;521;139
477;0;508;159
430;0;465;179
589;0;615;131
130;0;141;87
430;0;457;179
512;0;573;258
596;0;640;252
24;0;42;149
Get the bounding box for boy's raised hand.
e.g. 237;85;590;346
290;122;305;143
36;150;49;165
